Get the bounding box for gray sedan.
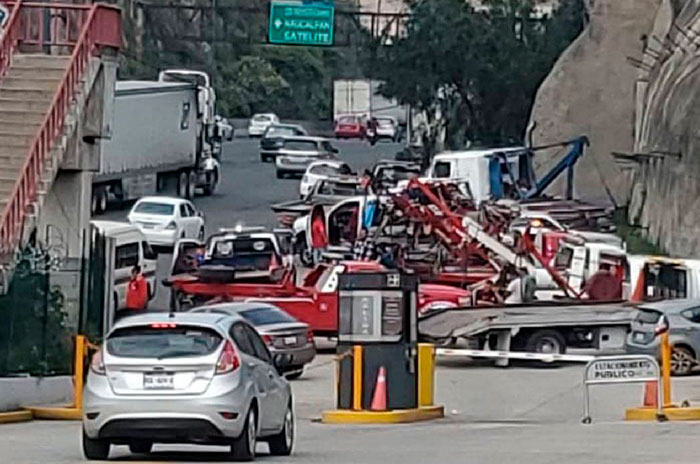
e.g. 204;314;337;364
192;302;316;379
626;299;700;375
82;312;294;461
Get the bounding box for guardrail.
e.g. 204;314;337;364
0;2;121;257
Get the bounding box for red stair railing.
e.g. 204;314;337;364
0;2;121;257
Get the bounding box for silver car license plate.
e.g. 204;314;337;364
143;373;174;390
634;332;646;342
284;336;297;346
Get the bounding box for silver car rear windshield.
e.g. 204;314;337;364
107;325;223;359
240;307;297;325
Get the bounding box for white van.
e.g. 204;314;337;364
91;221;158;311
426;147;530;205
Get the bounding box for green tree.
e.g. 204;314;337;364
369;0;585;160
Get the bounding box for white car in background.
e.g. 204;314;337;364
375;116;399;141
248;113;280;137
128;197;205;248
300;160;353;198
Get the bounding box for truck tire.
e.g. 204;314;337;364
177;171;188;198
203;170;218;196
187;170;197;199
525;330;566;355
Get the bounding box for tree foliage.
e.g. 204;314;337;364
120;0;365;120
369;0;586;156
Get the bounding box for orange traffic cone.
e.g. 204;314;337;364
643;380;658;407
370;366;387;411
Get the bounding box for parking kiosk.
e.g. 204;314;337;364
323;271;443;423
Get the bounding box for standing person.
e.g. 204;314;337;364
366;117;379;146
310;205;328;264
583;262;623;301
125;265;149;312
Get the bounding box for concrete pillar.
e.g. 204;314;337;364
37;171;91;258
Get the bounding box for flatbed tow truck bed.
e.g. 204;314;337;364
419;302;636;354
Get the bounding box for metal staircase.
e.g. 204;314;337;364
0;0;121;292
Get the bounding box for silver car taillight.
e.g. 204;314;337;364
215;341;241;375
90;348;106;375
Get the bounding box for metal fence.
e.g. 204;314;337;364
0;241;94;376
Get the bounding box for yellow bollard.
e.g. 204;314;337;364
660;332;672;407
352;345;363;411
418;344;435;407
73;335;86;410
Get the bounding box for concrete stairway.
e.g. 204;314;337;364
0;54;70;223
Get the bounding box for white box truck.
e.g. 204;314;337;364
92;70;221;214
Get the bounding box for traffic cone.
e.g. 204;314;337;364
643;380;658;407
370;366;387;411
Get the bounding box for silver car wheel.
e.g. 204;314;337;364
671;347;694;375
248;408;257;453
284;406;294;450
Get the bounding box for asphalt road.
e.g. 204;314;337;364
5;358;700;463
103;137;403;308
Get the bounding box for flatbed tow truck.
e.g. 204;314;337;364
419;301;636;362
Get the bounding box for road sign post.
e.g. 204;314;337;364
269;1;335;46
582;355;663;424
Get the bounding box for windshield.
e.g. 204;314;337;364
106;325;222;359
377;118;395;128
266;126;296;137
253;114;272;122
240;307;297;325
134;202;174;215
284;140;318;151
338;116;357;124
636;309;662;324
317;182;364;196
432;161;451;178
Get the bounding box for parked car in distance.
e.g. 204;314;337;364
260;124;308;163
275;137;339;179
128;197;205;248
375;116;399;141
192;302;316;379
82;312;295;461
248;113;280;137
299;160;353;198
334;114;365;139
626;299;700;375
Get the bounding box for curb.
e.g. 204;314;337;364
25;406;81;420
626;406;700;421
321;405;445;424
0;410;33;424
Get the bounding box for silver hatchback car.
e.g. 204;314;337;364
82;312;294;461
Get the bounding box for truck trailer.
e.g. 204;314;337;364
92;70;221;214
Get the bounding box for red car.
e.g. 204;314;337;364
169;261;471;336
334;115;365;139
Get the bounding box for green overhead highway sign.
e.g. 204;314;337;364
269;1;335;46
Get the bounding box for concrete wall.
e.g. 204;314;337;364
528;0;662;205
0;376;72;411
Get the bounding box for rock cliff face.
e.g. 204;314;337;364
629;0;700;255
528;0;661;205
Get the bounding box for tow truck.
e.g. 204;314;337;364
167;260;471;336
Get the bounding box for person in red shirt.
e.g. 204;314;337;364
125;265;149;311
583;263;622;301
310;205;328;264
